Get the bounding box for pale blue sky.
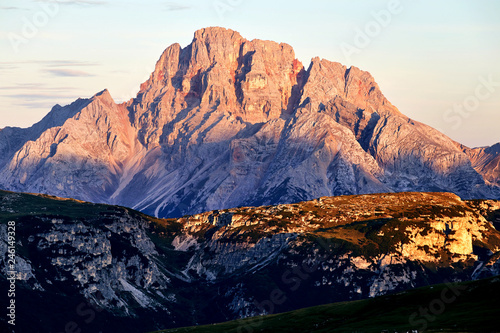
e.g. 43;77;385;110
1;0;499;147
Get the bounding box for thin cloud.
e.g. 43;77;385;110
0;83;77;91
0;60;99;67
1;85;85;109
45;68;94;77
33;0;108;5
111;69;130;74
0;6;27;10
0;64;18;70
10;93;80;100
41;60;99;67
15;101;61;109
165;2;191;11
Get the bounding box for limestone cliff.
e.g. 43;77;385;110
461;142;500;187
0;27;498;218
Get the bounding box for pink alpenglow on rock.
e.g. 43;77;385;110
0;27;498;217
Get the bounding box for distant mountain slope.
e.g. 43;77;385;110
1;190;500;332
462;143;500;187
157;276;500;333
0;27;499;218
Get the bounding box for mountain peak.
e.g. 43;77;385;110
92;89;115;106
93;89;114;104
135;27;305;125
94;88;111;98
1;28;498;218
193;26;243;41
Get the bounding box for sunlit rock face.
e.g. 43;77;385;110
0;27;498;218
461;143;500;187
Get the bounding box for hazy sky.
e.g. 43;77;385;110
1;0;499;148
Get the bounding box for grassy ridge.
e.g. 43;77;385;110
156;276;500;333
0;190;117;223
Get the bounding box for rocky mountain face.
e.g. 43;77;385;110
0;27;499;218
1;190;500;332
461;143;500;187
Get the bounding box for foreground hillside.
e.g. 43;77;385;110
1;190;500;332
157;276;500;333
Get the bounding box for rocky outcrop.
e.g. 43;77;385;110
1;190;500;332
0;90;136;203
461;142;500;187
0;27;498;218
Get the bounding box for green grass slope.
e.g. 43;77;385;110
156;276;500;333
